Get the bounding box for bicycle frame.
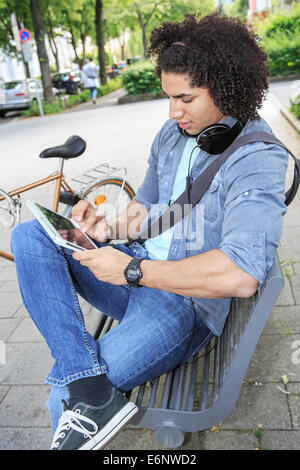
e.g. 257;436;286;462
0;158;74;262
0;159;133;263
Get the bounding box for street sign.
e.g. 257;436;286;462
22;42;32;63
19;28;31;43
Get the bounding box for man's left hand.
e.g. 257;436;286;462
72;246;132;285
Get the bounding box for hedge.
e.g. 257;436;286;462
121;61;162;96
254;5;300;77
290;95;300;119
266;33;300;77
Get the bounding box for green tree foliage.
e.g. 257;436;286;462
57;0;95;68
0;0;216;96
103;0;215;59
127;0;215;57
0;0;33;56
254;4;300;77
225;0;248;18
0;1;16;56
0;0;54;98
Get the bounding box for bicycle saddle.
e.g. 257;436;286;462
39;135;86;159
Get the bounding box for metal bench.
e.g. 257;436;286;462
93;253;284;449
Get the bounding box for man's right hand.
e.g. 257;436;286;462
71;200;111;243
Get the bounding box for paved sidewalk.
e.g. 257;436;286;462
0;84;299;450
62;87;128;113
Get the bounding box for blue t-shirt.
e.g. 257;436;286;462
145;138;199;260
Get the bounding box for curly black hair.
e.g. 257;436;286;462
148;11;269;122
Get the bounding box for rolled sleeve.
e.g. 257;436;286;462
219;145;288;285
220;230;267;284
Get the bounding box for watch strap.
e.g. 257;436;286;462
124;257;143;287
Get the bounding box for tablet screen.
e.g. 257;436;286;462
36;203;96;250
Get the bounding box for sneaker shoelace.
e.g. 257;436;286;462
51;408;98;449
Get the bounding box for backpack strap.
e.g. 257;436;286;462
133;131;299;244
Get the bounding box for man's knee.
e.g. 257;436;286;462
11;219;52;257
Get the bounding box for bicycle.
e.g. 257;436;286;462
0;135;135;262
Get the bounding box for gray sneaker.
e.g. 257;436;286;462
51;389;138;450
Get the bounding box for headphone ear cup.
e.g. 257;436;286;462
195;124;230;154
177;121;244;154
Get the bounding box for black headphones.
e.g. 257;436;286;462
177;120;245;155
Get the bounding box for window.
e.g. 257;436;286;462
5;82;22;90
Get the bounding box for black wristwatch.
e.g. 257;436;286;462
124;257;143;287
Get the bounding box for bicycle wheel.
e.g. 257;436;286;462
0;189;18;228
82;178;135;220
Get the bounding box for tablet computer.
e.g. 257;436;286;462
26;200;98;252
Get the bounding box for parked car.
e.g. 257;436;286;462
51;70;82;95
0;79;43;118
108;62;127;79
0;76;4;107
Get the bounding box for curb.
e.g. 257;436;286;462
118;92;164;105
268;92;300;135
269;74;300;83
281;108;300;135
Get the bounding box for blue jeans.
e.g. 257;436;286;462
89;87;97;100
11;220;214;432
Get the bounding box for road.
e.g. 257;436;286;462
0;97;169;187
0;111;21;126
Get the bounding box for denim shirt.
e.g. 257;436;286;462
129;116;288;335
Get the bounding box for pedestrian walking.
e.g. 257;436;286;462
81;59;98;104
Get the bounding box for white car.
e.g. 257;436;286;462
0;77;4;107
0;78;43;117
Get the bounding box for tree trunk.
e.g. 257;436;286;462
48;20;60;72
137;13;148;57
69;28;82;68
29;0;53;101
119;29;126;61
95;0;107;85
136;2;158;58
80;32;86;67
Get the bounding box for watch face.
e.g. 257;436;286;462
127;268;138;280
125;258;142;285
